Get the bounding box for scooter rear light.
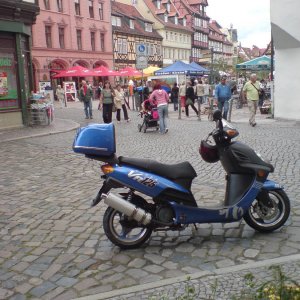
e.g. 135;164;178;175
101;164;114;174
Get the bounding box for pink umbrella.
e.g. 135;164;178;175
93;66;120;76
52;66;96;78
119;66;142;77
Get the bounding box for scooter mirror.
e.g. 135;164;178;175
213;110;222;121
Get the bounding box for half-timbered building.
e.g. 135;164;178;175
111;1;163;70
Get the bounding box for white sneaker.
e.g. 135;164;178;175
165;128;169;133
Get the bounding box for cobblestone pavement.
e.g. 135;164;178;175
0;101;299;299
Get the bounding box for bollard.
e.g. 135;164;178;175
228;98;233;122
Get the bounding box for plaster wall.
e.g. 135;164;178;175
271;0;300;120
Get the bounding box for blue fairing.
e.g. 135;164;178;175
170;180;263;224
263;180;283;190
107;164;189;197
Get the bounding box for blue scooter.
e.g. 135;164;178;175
73;110;290;249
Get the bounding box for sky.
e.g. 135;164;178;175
206;0;271;48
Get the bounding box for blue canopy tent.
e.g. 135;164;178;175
236;55;271;70
154;60;202;76
189;62;210;75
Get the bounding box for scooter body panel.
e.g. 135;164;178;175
108;164;190;197
170;180;264;224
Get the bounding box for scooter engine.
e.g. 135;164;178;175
155;205;175;224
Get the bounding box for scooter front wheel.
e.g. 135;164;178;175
243;190;290;233
103;207;153;249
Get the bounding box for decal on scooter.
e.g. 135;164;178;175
128;171;157;188
219;206;244;220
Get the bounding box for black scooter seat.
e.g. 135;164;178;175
118;156;197;180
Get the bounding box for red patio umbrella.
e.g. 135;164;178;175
52;66;97;78
118;66;142;77
93;66;120;76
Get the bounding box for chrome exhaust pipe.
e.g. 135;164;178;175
101;193;152;225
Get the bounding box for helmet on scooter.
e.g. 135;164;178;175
199;140;220;163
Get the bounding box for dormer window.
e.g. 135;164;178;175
166;3;170;12
112;16;121;27
129;19;134;29
145;23;152;32
164;13;168;22
157;0;161;9
183;17;186;26
174;15;178;24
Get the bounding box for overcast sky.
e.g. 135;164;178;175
206;0;271;48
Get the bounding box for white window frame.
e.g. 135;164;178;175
145;23;152;32
129;19;134;29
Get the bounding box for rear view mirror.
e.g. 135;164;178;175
213;110;222;121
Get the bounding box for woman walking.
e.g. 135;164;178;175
179;81;186;112
149;84;169;134
99;81;115;123
114;84;130;123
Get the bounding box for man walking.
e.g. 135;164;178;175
79;80;93;119
215;76;231;120
243;74;260;127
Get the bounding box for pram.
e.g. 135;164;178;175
138;98;159;133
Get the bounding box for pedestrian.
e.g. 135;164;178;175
243;73;260;127
55;84;65;108
215;76;231;120
258;79;266;108
99;81;115;123
149;83;169;134
114;84;130;123
171;82;179;111
179;81;186;113
203;79;210;104
97;82;103;100
79;80;93;119
185;81;199;117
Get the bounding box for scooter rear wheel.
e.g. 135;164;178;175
103;197;153;249
243;190;290;232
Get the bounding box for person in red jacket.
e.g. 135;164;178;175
149;84;169;134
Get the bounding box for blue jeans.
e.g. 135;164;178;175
84;100;93;118
218;100;229;120
158;104;168;133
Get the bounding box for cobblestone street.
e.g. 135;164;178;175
0;101;299;299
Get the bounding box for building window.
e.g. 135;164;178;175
91;32;95;51
164;14;168;23
112;16;121;27
44;0;50;10
76;29;82;50
183;17;186;26
99;2;104;20
89;0;94;18
156;44;161;56
100;33;105;51
117;38;127;54
58;27;65;49
129;19;134;29
166;3;170;12
174;15;178;25
157;0;161;9
75;0;80;15
57;0;63;12
45;25;52;48
145;23;152;32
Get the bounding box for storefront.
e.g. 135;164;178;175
0;0;39;129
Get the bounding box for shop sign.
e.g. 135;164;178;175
0;58;12;68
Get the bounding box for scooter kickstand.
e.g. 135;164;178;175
193;223;198;231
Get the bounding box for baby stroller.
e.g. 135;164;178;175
138;98;159;133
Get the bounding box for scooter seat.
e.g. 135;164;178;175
118;156;197;180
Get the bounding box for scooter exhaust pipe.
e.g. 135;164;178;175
101;193;152;225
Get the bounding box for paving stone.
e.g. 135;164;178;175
244;249;260;258
56;277;78;287
29;281;56;298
